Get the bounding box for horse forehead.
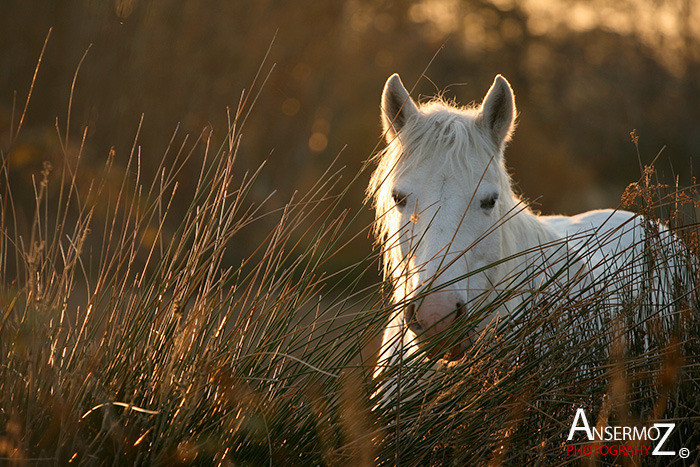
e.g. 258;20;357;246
401;155;461;184
396;146;489;191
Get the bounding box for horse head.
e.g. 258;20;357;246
369;74;519;359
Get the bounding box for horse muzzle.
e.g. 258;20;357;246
404;294;472;360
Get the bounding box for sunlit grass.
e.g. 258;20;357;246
0;81;391;463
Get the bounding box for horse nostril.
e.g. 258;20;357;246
405;302;423;334
405;302;416;321
455;301;465;319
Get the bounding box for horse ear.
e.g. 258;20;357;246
477;75;516;150
381;74;419;140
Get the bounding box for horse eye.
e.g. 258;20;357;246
480;193;498;210
392;191;408;208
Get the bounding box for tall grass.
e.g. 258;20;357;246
1;65;699;465
0;75;391;463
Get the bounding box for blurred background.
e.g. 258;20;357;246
1;0;699;282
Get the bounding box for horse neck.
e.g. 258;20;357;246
499;200;562;263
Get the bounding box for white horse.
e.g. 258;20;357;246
369;73;693;388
